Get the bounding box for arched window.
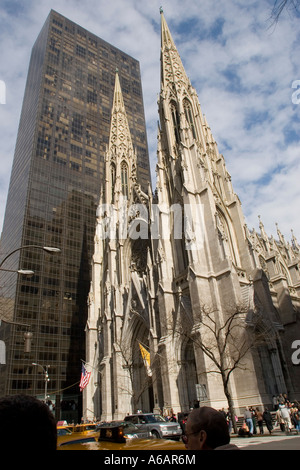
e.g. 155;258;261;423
111;163;116;202
216;209;236;263
172;202;188;273
184;100;196;139
121;161;129;198
170;102;180;145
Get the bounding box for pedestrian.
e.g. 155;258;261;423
279;404;292;434
275;407;285;432
255;407;264;434
219;408;227;420
290;406;299;433
0;394;57;451
226;408;232;434
249;406;257;434
272;395;279;411
278;393;285;405
244;407;253;436
283;393;289;405
182;406;239;450
296;407;300;433
263;408;273;434
238;421;249;437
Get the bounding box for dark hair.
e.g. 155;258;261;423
189;406;230;449
0;394;57;450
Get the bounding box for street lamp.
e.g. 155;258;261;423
0;268;34;276
0;245;61;268
0;268;34;354
0;245;61;353
32;362;50;402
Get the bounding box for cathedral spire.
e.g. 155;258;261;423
276;223;286;246
108;69;134;155
160;8;176;50
258;215;268;240
112;68;125;110
258;215;270;252
105;70;137;204
291;229;300;251
160;10;190;92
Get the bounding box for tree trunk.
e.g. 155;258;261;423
221;371;238;434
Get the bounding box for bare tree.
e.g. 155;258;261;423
114;340;151;412
176;303;275;433
270;0;300;25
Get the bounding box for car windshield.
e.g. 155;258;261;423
144;414;166;423
57;428;73;436
98;421;139;432
122;423;140;432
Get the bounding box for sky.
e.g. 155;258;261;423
0;0;300;243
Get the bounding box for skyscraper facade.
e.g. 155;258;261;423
0;10;150;421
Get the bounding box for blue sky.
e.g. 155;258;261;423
0;0;300;242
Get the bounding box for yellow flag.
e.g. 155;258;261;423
139;343;152;377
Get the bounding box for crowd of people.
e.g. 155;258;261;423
240;394;300;437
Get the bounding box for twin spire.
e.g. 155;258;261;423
112;68;125;110
160;8;190;92
108;69;133;155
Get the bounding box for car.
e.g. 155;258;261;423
58;437;186;450
70;423;98;433
57;421;150;448
97;420;151;440
57;423;99;446
124;413;182;440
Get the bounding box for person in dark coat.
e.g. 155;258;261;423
263;408;273;434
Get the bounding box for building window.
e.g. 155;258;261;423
184;100;196;139
111;163;116;202
171;102;180;145
121;161;129;198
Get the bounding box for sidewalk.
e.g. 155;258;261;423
232;428;299;438
230;427;300;449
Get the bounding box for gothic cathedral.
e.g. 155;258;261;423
85;11;300;421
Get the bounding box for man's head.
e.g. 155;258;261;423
183;406;230;450
0;394;57;451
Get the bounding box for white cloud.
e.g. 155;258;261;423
0;0;299;244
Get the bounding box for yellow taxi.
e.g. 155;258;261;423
57;423;98;446
57;422;186;450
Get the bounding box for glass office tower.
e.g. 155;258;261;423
0;10;150;421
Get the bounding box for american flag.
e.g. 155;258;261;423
79;363;91;392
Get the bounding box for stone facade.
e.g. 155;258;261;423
85;11;300;421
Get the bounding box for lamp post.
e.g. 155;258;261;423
32;362;50;402
0;245;60;353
